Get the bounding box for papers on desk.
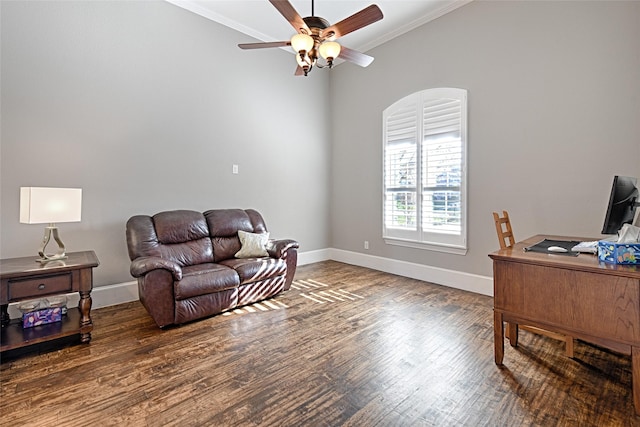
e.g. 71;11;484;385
523;239;581;256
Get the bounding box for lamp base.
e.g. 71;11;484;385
36;254;68;264
36;224;68;263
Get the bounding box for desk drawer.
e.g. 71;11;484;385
8;273;72;300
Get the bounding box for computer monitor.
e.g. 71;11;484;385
602;175;640;235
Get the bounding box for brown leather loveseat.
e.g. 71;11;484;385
126;208;298;328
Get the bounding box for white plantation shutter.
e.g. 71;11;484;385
422;96;463;235
384;100;418;235
383;88;467;253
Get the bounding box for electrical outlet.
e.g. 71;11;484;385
364;241;369;250
232;164;239;174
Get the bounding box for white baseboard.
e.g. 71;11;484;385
328;249;493;297
297;248;331;266
7;249;492;318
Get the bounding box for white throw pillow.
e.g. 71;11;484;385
235;230;270;258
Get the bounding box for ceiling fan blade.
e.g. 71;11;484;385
323;5;383;40
238;41;291;49
339;46;374;67
269;0;310;34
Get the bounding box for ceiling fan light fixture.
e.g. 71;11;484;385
296;53;312;76
319;41;341;66
296;53;309;66
238;1;383;77
290;33;314;54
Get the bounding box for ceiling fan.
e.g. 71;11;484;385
238;0;384;76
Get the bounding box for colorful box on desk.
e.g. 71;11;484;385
22;307;63;328
597;240;640;265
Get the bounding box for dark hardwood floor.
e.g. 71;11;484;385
1;261;638;426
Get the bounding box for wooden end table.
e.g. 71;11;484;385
1;251;100;353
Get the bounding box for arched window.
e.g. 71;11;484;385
383;88;468;254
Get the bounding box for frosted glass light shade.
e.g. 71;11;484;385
20;187;82;224
291;33;314;53
319;41;341;60
296;53;310;67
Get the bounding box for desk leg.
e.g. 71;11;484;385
633;346;640;415
507;322;519;347
78;290;93;343
494;311;504;365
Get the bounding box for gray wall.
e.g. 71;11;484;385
330;0;640;277
2;0;640;290
1;1;331;287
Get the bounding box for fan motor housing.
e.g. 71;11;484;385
303;16;329;29
303;16;334;38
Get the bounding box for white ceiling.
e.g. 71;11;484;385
167;0;472;54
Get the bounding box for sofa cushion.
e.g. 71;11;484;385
205;209;256;237
205;209;269;261
219;258;286;285
211;236;241;262
126;212;214;267
154;210;209;244
163;239;215;268
174;263;240;300
235;231;270;258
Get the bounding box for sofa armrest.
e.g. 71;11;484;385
267;239;300;259
130;256;183;280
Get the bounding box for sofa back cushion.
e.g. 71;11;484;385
126;210;214;267
204;209;268;261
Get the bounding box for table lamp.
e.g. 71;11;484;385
20;187;82;263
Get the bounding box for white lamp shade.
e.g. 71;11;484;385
291;33;314;53
319;41;341;60
20;187;82;224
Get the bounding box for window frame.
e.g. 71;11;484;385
382;87;468;255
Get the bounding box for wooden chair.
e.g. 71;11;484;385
492;210;574;357
493;210;515;250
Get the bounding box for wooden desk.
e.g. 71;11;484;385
0;251;99;353
489;235;640;414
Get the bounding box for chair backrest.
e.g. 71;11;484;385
493;210;515;249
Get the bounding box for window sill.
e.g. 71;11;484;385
384;237;468;255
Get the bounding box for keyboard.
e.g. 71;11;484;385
571;241;599;254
